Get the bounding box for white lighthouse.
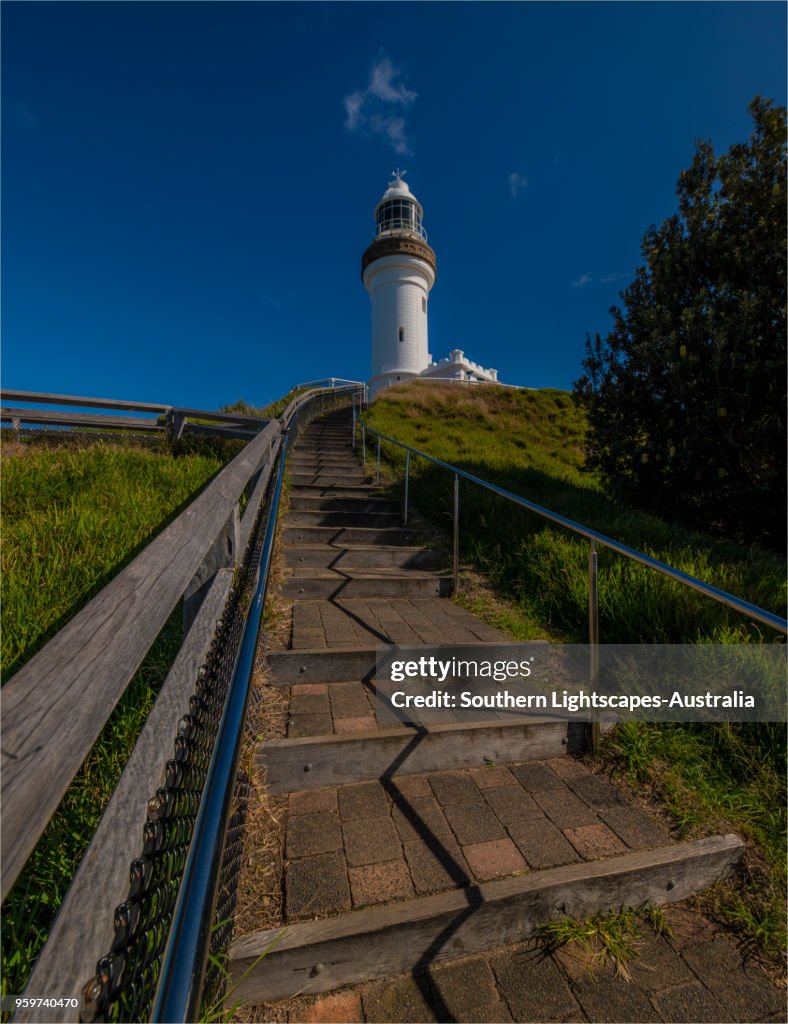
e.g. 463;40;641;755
362;172;437;397
362;172;499;398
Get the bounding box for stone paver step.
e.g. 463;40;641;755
289;454;361;466
230;750;744;1004
288;465;366;478
283;573;451;600
290;474;374;488
289;484;382;498
288;497;399;513
290;444;356;456
289;566;444;580
280;674;552;739
290;597;505;649
286;511;404;528
296;438;355;449
284;545;443;569
236;908;782;1023
283;526;421;547
300;427;353;435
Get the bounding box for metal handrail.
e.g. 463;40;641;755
357;416;787;636
375;221;428;242
151;432;288;1022
151;384;362;1022
296;377;367;392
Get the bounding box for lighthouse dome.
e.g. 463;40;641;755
381;177;413;200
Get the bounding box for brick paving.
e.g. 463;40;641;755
290;596;505;649
246;410;784;1023
282;757;671;921
264;913;784;1023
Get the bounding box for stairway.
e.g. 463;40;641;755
229;407;746;1017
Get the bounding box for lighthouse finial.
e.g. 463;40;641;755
392;168;407;183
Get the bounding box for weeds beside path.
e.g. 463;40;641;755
364;381;786;972
364;381;785;644
0;441;224;996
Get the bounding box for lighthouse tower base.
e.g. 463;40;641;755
369;349;499;399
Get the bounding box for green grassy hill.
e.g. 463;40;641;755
0;442;225;996
365;381;785;644
366;380;786;961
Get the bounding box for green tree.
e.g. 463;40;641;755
575;98;786;549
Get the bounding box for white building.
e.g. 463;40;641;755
362;172;498;398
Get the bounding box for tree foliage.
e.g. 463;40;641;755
575;98;786;549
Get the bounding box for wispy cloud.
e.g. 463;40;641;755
343;56;417;155
508;172;528;198
572;271;630;288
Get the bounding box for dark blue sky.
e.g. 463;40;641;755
3;2;785;409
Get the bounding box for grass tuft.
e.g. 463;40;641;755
536;904;672;981
598;722;787;959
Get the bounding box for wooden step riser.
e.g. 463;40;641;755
284;548;443;570
265;647;379;684
286;512;403;528
291;444;357;453
293;445;356;455
264;641;548;685
288;497;400;513
294;449;356;458
290;475;373;488
230;834;744;1005
289;485;378;498
283;576;451;599
289;459;364;471
259;718;577;793
300;429;354;436
294;450;356;459
297;438;354;448
283;527;419;546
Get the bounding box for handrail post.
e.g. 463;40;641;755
403;450;410;526
453;473;460;594
588;540;600;752
376;436;381;486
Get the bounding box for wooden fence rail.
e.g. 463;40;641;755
0;390;287;900
0;388;172;413
0;406;165;432
1;384;358;1021
19;438;285;1007
0;389;271;442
